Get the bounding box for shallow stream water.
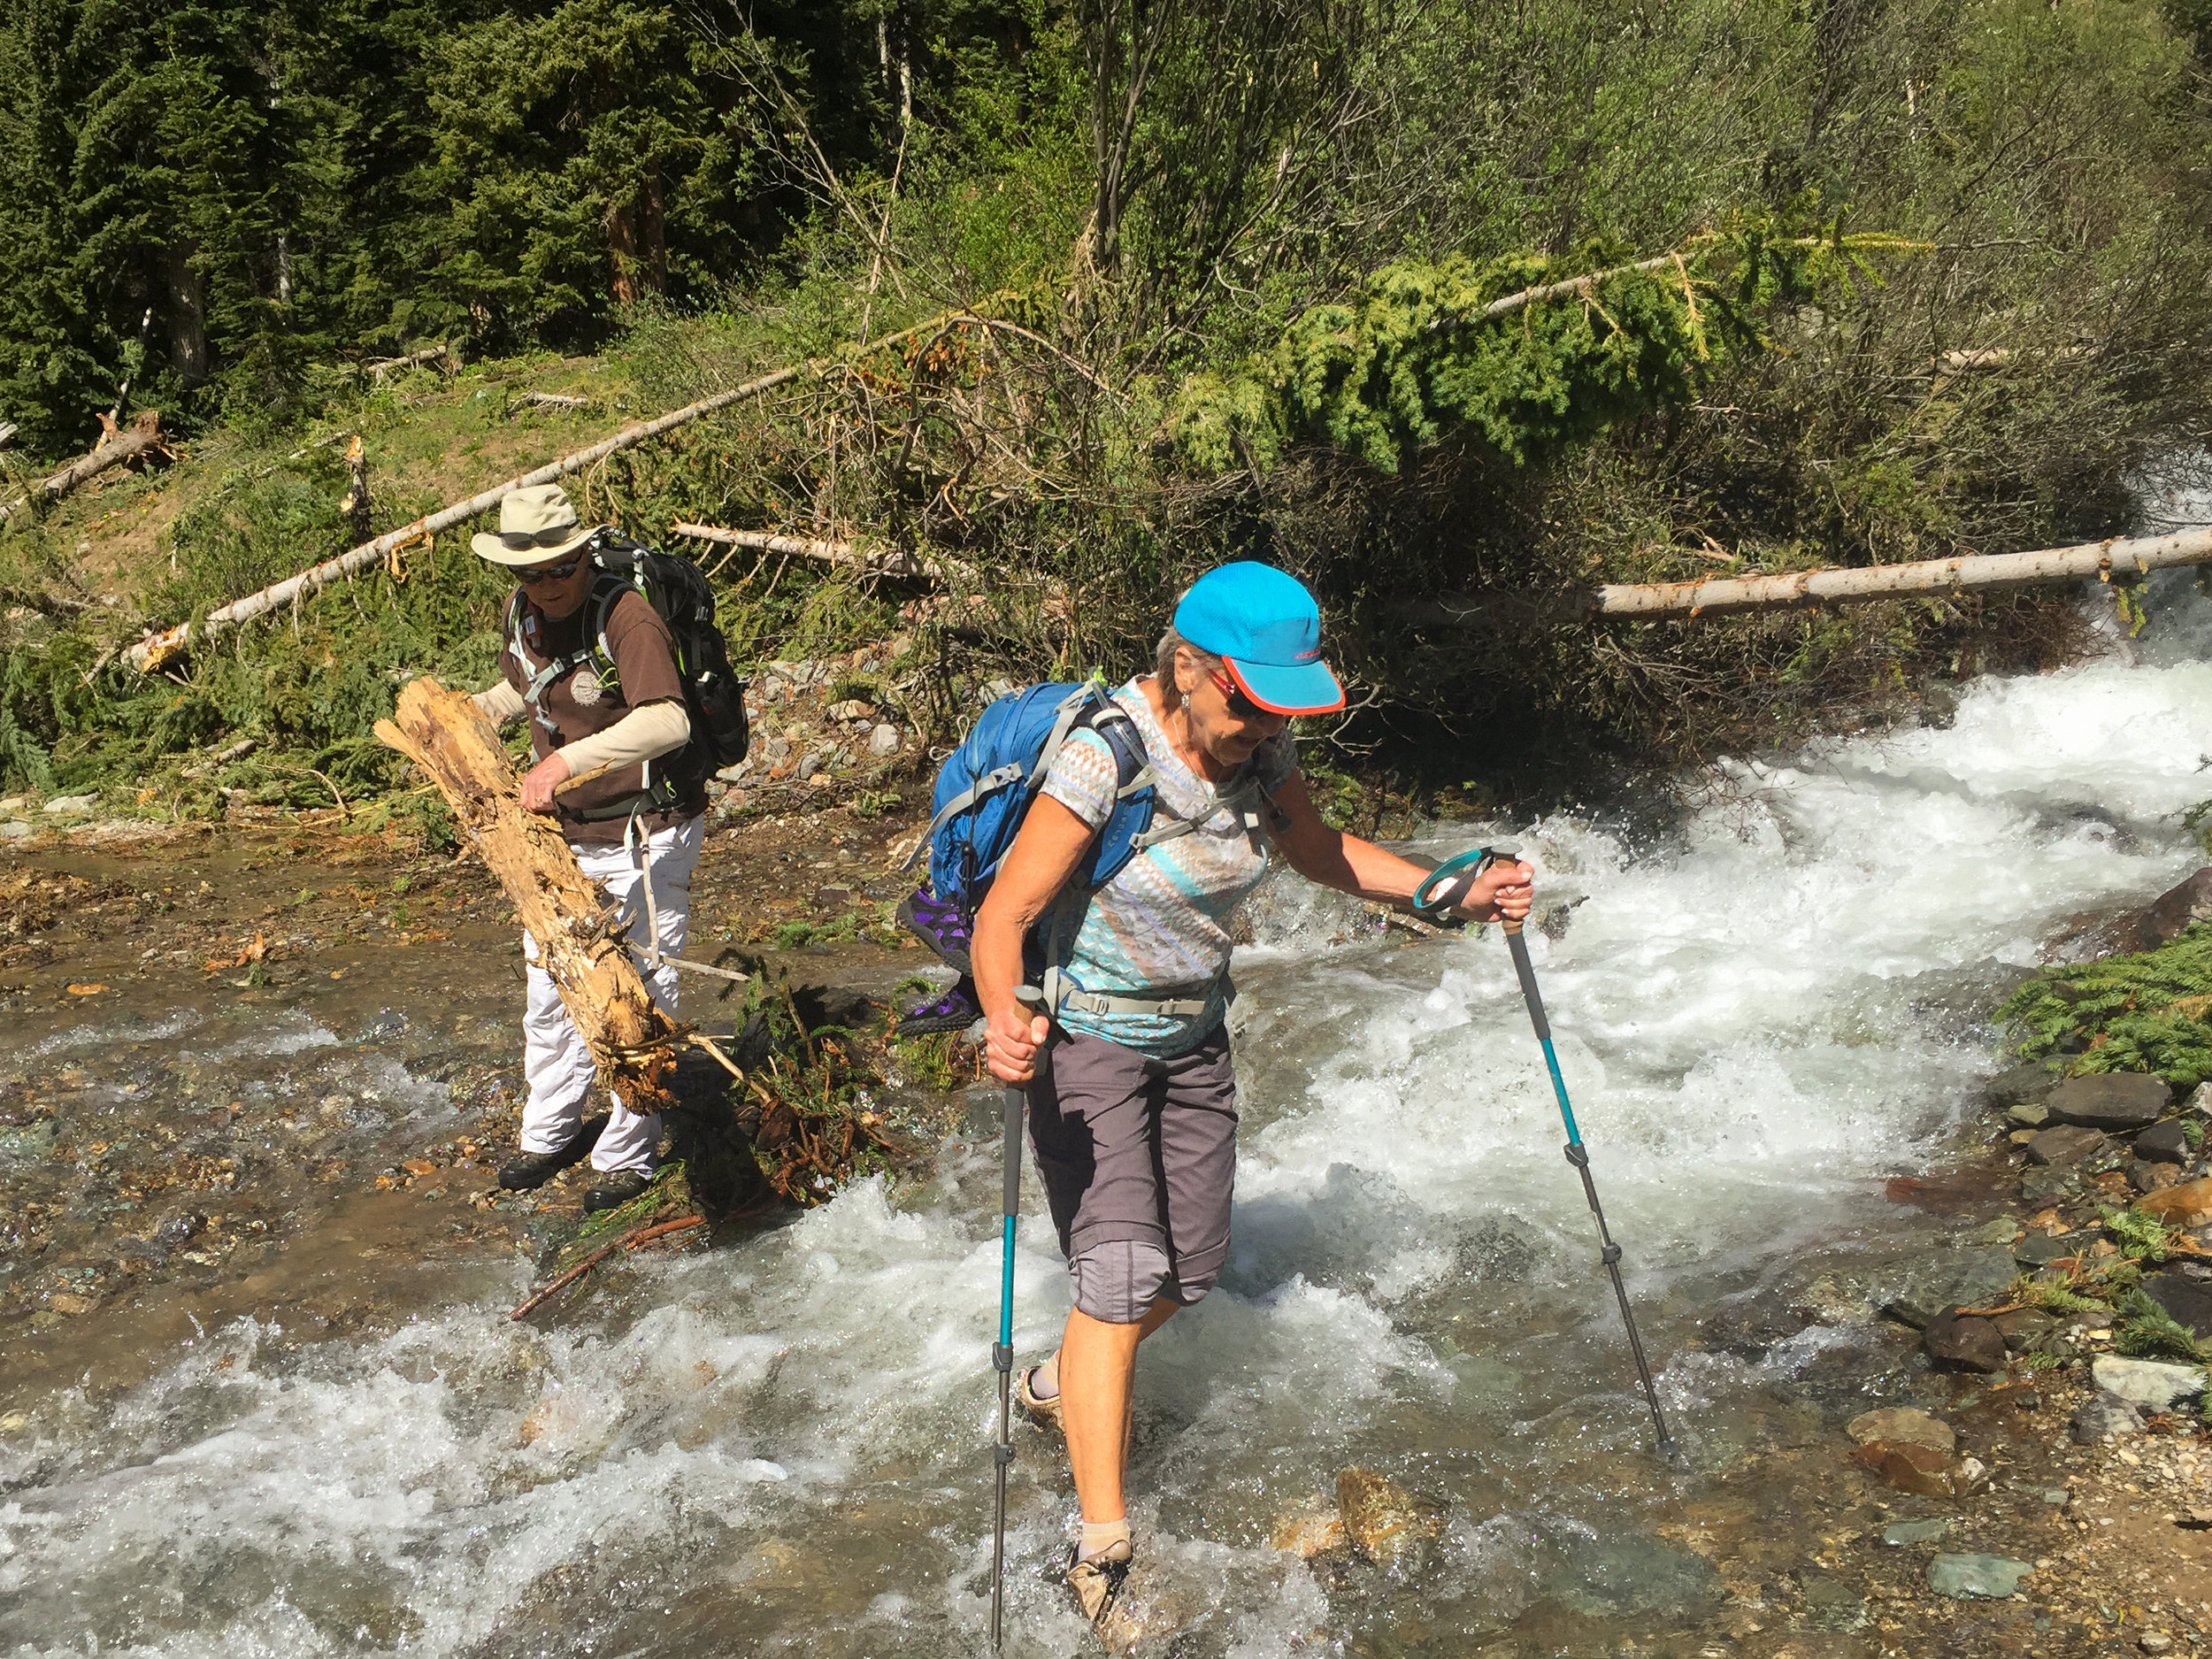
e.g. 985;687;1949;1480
8;584;2212;1656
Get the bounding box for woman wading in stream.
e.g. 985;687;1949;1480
973;562;1533;1643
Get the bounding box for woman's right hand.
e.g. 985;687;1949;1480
986;1002;1052;1084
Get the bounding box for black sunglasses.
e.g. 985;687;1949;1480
1207;668;1277;722
518;558;585;586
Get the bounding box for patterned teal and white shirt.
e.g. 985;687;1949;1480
1038;677;1298;1057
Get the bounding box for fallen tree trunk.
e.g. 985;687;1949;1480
507;391;592;415
669;520;957;582
0;410;171;526
373;676;682;1114
1395;525;2212;626
367;342;457;382
126;308;986;674
126;366;804;672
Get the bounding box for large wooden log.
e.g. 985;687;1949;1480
1394;525;2212;626
373;677;681;1115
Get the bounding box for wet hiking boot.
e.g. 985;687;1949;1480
582;1168;654;1214
497;1140;588;1191
896;887;974;974
898;979;979;1036
1064;1539;1137;1648
1016;1363;1064;1433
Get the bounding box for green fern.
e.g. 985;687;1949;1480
2114;1287;2209;1364
1997;924;2212;1088
2099;1204;2175;1265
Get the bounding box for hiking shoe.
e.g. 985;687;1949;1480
1016;1363;1064;1432
1064;1540;1136;1647
497;1141;587;1191
581;1168;653;1214
898;979;979;1036
896;886;974;973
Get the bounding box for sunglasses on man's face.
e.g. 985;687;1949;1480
1207;668;1278;723
518;558;586;587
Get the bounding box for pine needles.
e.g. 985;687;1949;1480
1997;923;2212;1087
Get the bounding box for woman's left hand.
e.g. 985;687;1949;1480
1454;856;1534;924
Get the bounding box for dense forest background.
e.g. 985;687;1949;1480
4;0;2212;806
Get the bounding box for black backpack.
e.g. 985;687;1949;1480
503;530;749;811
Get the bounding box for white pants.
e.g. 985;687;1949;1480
520;815;703;1172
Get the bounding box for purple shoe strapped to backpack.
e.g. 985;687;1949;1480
897;885;974;974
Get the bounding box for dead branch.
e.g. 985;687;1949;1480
0;411;173;525
669;520;958;583
1936;346;2091;373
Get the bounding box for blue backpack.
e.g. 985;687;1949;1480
918;681;1159;918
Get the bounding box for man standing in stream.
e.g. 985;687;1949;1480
467;483;707;1213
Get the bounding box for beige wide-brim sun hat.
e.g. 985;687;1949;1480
470;483;597;565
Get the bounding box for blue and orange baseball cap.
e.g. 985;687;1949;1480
1171;562;1346;716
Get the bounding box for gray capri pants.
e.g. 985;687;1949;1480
1025;1025;1240;1324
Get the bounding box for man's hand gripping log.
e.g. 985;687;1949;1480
1414;849;1679;1461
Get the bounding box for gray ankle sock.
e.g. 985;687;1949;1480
1079;1517;1130;1562
1030;1350;1060;1399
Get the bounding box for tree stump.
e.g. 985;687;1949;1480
374;676;680;1114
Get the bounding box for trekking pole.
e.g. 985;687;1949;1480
990;987;1043;1649
1415;851;1678;1460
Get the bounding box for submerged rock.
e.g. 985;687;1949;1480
1854;1439;1953;1497
1269;1496;1348;1560
1335;1466;1444;1574
1845;1407;1955;1455
2045;1073;2170;1132
1926;1553;2033;1599
1543;1534;1720;1618
1875;1246;2016;1329
1880;1517;1953;1546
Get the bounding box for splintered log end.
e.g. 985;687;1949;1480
372;717;427;769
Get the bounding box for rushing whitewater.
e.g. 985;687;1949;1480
7;595;2212;1655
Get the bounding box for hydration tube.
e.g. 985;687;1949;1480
1415;849;1678;1460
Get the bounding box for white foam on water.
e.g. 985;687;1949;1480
11;641;2212;1654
